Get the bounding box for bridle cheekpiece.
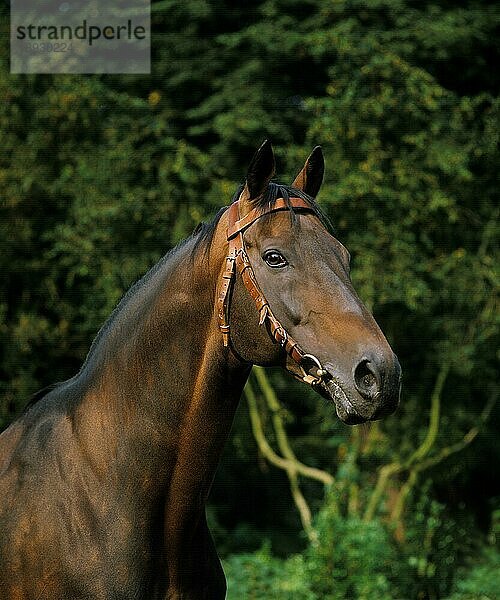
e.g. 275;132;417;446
216;196;329;388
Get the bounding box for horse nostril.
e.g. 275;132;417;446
354;359;380;400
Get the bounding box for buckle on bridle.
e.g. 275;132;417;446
275;326;288;346
258;305;269;325
300;353;329;386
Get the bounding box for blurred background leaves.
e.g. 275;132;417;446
0;1;498;597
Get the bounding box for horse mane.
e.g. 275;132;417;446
21;237;194;415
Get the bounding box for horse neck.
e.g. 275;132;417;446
73;212;250;491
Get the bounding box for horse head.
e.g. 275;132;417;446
223;140;401;424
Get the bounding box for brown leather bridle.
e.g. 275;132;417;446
217;196;329;388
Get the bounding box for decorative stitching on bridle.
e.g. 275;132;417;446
216;196;329;388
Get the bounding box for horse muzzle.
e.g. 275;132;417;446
319;355;402;425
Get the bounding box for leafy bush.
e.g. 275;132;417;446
444;546;500;600
305;504;395;599
397;484;474;599
224;543;314;600
224;489;490;600
225;496;398;600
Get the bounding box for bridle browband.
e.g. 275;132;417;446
217;196;329;388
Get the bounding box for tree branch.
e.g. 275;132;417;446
245;379;317;543
253;368;334;486
408;363;449;464
390;389;497;525
246;370;336;543
364;362;449;522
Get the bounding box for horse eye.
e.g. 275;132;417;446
263;250;288;268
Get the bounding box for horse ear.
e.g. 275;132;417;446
291;146;324;197
244;139;275;201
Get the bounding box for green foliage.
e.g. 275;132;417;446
395;484;474;598
305;505;395;599
225;492;492;600
0;0;498;596
444;547;500;600
225;543;314;600
305;490;473;599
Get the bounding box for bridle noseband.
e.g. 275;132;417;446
217;197;329;388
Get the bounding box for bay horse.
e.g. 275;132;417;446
0;141;401;599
